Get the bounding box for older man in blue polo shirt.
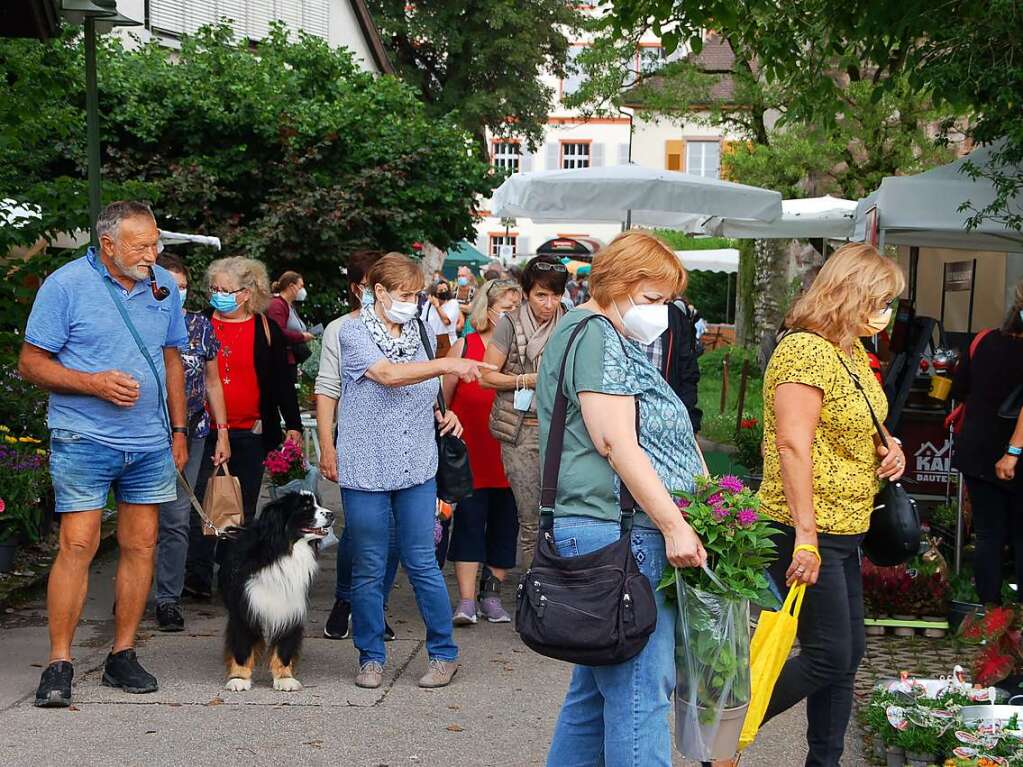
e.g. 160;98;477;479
19;200;189;708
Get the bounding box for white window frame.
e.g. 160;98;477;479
489;235;517;259
686;140;721;179
492;141;521;173
561;142;591;170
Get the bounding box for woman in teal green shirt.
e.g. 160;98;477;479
536;230;706;767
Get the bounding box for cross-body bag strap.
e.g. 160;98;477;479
415;317;449;415
540;314;639;534
101;279;228;537
784;329;887;447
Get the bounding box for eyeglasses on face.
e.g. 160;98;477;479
210;286;245;295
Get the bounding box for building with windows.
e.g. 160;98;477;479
111;0;392;73
474;30;741;263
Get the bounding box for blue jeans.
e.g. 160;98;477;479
49;429;177;512
342;479;457;666
155;436;205;605
335;511;400;604
546;516;675;767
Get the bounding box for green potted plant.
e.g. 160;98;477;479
895;720;941;767
0;437;49;572
660;475;779;761
733;417;764;490
948;567;984;632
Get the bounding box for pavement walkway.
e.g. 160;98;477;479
0;480;866;766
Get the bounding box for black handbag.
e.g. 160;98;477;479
291;341;312;364
833;348;921;567
514;314;657;666
999;384;1023;421
415;319;473;502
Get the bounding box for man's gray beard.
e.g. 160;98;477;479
112;254;148;281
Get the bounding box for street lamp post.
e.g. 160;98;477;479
61;1;139;245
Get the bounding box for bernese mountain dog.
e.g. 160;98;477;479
218;490;334;692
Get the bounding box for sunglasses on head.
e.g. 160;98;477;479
487;278;520;295
531;261;567;273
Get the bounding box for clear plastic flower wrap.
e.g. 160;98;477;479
674;576;752;761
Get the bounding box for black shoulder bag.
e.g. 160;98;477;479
833;348;921;566
514;314;657;666
415;319;474;502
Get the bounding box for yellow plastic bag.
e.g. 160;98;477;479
738;582;806;751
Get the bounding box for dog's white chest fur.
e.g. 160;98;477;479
244;540;318;639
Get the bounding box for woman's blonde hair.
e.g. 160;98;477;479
589;231;687;306
470;279;522;333
206;256;272;314
367;253;425;294
785;243;906;350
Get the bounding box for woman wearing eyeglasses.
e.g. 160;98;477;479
482;255;569;565
183;256;303;599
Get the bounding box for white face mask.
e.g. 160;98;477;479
863;306;892;335
295;287;307;302
382;293;419;325
619;297;669;345
178;288;188;305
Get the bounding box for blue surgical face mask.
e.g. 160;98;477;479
178;288;188;305
1019;309;1023;325
457;276;469;287
210;292;238;313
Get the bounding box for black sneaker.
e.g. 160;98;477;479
384;621;396;642
34;661;73;708
156;602;184;633
324;599;351;639
182;574;212;600
101;649;158;694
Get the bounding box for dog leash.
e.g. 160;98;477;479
101;276;231;539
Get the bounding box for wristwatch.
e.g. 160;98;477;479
1008;445;1023;457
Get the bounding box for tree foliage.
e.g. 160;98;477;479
0;24;496;326
599;0;1023;230
366;0;580;157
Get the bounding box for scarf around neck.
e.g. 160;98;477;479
519;302;563;366
361;304;422;363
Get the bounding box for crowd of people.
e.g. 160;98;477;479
33;198;1018;767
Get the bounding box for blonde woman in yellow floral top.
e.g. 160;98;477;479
753;243;906;767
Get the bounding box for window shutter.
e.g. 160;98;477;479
617;143;631;165
665;139;684;171
545;142;559;170
300;0;329;38
150;0;185;34
246;0;274;40
277;0;302;31
219;0;248;37
516;235;530;257
590;143;604;167
520;151;534;173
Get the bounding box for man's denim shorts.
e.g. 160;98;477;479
49;429;177;513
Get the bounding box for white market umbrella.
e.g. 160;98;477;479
852;142;1023;250
681;196;857;239
159;230;222;250
676;248;740;273
491;164;782;227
